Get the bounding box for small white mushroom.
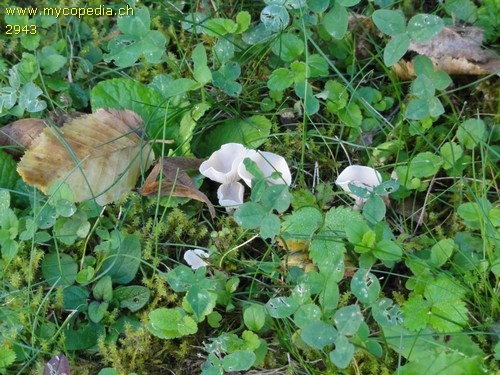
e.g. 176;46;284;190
336;165;382;209
217;181;245;209
199;143;254;184
238;151;292;187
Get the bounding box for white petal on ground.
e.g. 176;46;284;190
184;249;210;270
237;150;292;187
217;181;245;207
199;143;254;184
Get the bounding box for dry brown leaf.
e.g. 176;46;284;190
394;26;500;77
139;157;216;219
18;109;153;206
0;118;46;156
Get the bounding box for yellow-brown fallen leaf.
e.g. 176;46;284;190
0;118;46;157
139;157;216;219
18;109;153;206
394;26;500;78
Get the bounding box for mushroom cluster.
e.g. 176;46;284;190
199;143;292;208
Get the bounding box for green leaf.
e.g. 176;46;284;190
411;75;436;97
261;184;292;213
372;298;402;327
261;4;290;32
408;14;444;42
323;3;349;40
409;152;443;178
272;33;304;62
294;81;320;116
402;294;431;331
430;300;468;332
267;68;294;91
234;202;268;230
372;10;407;36
147;308;198;339
194;115;271;157
260;214;281;240
440;142;463;170
38;46;67;75
222;350;256;372
282;206;323;241
430;239;456;267
307;54;329;77
384;33;410;66
266;296;300;318
88;301;108;323
301;320;338;350
185;285;217;322
114;286;150;312
192;44;212;85
329;335;354;369
307;0;329;13
334;305;363;336
244;304;267;332
456;118;486;150
99;234;141;284
203;18;237;36
351;269;380;304
62;285;89;311
64;323;105;350
235;11;251;33
319;278;339;311
18;82;47;113
0;347;16;370
105;7;167;67
428;97;445;117
406;97;429;120
213;62;242;97
166;265;195;292
373;240;402;261
457;202;482;222
93;275;113;302
42;253;78;287
98;369;119;375
363;195;386;224
324;206;364;236
294;304;322;328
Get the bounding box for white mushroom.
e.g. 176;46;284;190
237;151;292;187
184;249;210;270
199;143;254;184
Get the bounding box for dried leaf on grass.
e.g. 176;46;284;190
139;157;215;218
18;109;153;206
0;118;46;156
394;26;500;77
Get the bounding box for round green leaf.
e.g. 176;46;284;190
351;269;380;304
456;118;486;150
301;320;338;350
372;10;407;36
329;335;354;369
244;304;267;332
363;195;386;224
430;238;456;267
383;33;410;66
294;304;322;328
408;14;444;42
261;4;290;32
334;305;363;336
42;253;78;287
266;296;300;318
234;202;268;230
260;214;281;240
114;286;150;312
222;350;256;372
409;152;443;178
373;240;403;261
272;33;304;62
323;3;349;40
440;142;463;170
